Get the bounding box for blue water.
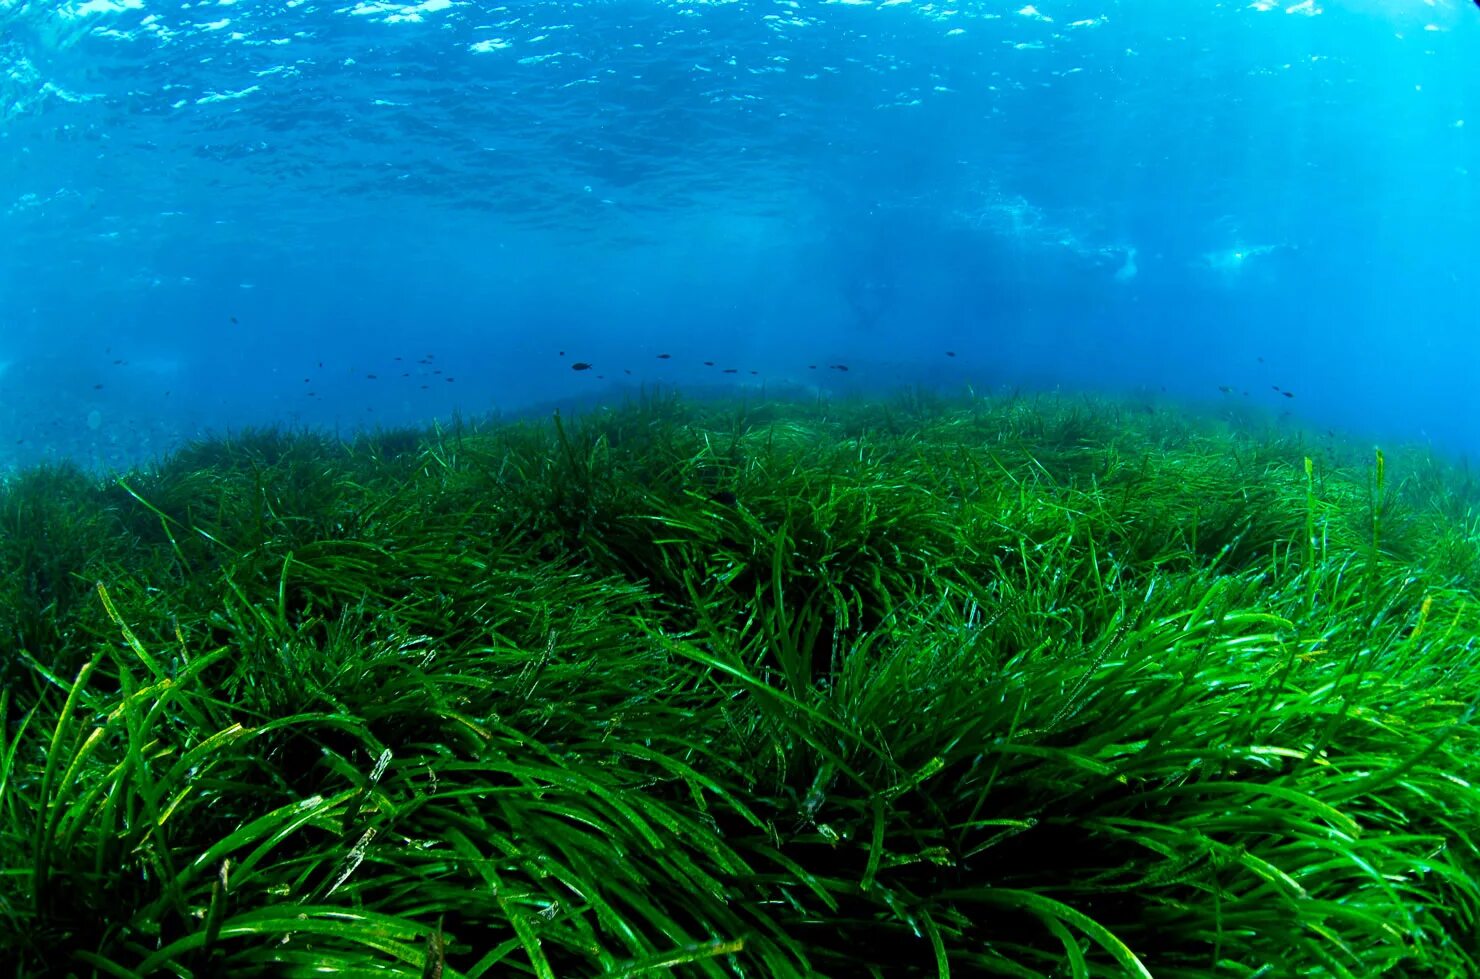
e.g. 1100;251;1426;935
1;0;1477;471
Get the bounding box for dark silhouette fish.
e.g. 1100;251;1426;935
571;362;593;371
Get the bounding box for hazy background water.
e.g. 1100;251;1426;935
1;0;1476;472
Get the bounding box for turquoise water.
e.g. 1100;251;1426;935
1;0;1476;470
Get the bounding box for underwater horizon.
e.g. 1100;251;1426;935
1;0;1478;470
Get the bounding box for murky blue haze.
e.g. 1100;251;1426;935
0;0;1476;471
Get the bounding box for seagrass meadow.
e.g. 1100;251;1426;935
2;389;1479;978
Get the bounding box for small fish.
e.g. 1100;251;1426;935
1282;390;1294;398
366;374;378;380
230;316;239;324
303;378;310;383
710;490;738;506
394;356;403;361
446;377;455;382
558;351;565;357
112;359;125;365
830;364;849;372
945;351;956;357
656;353;672;359
808;365;817;370
749;370;758;375
1218;385;1232;394
723;368;738;374
703;361;715;367
93;383;104;390
571;362;593;371
624;369;632;375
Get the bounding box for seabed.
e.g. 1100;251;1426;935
2;388;1478;976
